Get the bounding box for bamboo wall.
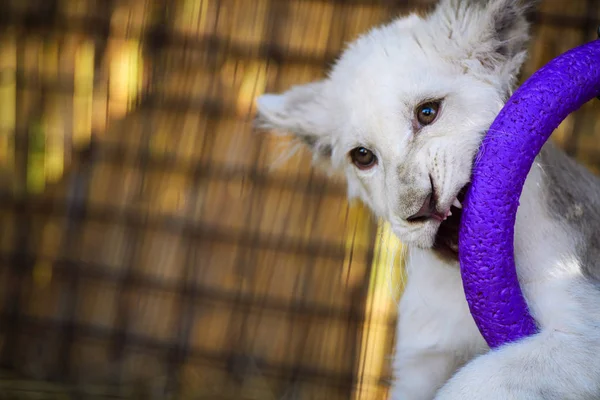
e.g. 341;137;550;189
0;0;598;399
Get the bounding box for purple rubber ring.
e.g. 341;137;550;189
458;39;600;349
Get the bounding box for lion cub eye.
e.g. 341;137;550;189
415;101;441;127
350;147;377;170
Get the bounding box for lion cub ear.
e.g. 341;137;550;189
432;0;533;90
255;80;334;162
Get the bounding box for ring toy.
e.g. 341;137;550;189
458;38;600;349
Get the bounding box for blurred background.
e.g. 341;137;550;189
0;0;598;399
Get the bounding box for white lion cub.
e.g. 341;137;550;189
255;0;600;398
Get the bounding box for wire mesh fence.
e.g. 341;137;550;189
0;0;599;399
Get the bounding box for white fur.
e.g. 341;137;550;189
255;0;600;398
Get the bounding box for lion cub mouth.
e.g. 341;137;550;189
432;185;468;262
